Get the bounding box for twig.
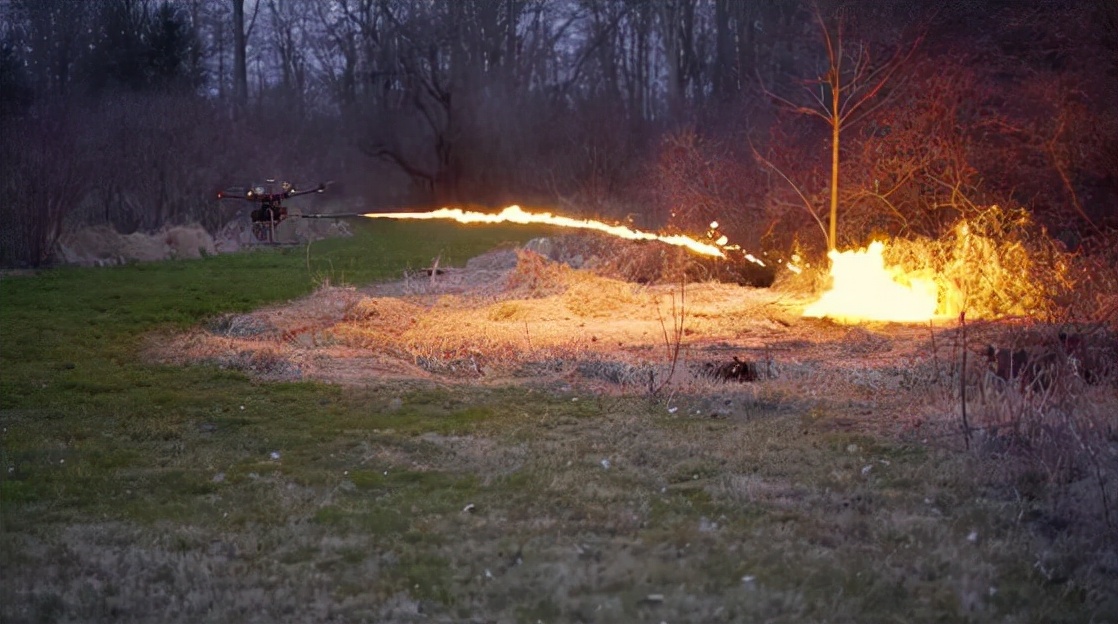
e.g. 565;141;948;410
429;254;441;287
653;278;687;395
928;319;940;387
960;311;971;450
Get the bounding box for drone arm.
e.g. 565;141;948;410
284;183;327;199
217;190;249;200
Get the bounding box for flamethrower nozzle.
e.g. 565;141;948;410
299;212;366;219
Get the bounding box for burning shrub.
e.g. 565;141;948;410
885;206;1074;320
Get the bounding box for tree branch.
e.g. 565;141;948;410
751;142;829;247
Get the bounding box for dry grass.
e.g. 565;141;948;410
124;237;1118;622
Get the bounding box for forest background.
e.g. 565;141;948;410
1;0;1116;268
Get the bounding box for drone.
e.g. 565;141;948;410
217;179;328;243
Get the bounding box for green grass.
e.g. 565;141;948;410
0;219;548;522
1;221;1115;623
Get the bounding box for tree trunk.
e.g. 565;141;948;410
713;0;732;101
231;0;247;109
660;3;684;120
830;78;840;251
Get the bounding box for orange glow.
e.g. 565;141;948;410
803;241;940;323
363;205;732;258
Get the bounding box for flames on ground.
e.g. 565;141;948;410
804;241;943;324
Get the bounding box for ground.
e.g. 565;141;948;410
4;235;1117;623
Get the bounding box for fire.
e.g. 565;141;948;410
803;241;940;323
363;205;731;259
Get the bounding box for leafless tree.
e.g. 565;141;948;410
230;0;260;109
760;4;920;250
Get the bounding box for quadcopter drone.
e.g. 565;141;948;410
217;179;327;243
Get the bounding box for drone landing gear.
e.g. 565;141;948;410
250;206;287;244
252;219;277;243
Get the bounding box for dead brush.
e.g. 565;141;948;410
504;249;571;297
562;275;651;318
1058;228;1118;330
972;382;1117;532
406;339;487;377
205;313;275;338
403;333;506;377
965;324;1118;533
904;313;1117;534
219;348;301;380
575;358;657;388
511;341;589;378
330;297;423;350
593;238;677;284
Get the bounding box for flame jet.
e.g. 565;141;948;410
361;205;733;259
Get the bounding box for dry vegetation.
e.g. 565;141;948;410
6;232;1108;622
151;234;1118;545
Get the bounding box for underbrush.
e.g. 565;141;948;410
895;318;1118;576
769;209;1118;546
884;209;1118;544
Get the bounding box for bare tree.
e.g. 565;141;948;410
265;0;312;114
8;0;93;96
309;0;372;108
761;4;919;250
656;0;700;120
356;0;541;204
232;0;248;106
230;0;260;109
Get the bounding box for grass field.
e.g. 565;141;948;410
2;220;1115;623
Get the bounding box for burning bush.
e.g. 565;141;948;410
794;204;1118;326
884;206;1076;320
